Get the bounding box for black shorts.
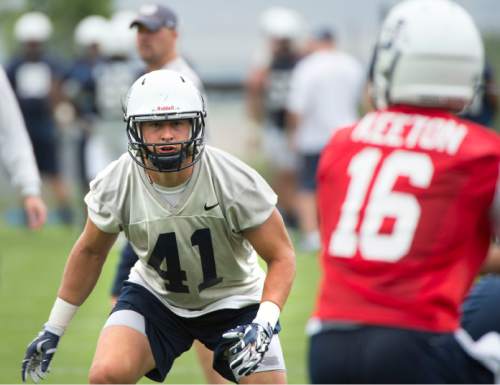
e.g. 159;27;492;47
31;136;59;175
309;325;492;384
309;276;500;383
112;282;278;383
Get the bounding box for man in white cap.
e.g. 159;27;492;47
7;12;73;225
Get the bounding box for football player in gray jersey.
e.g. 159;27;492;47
118;4;218;382
21;69;296;384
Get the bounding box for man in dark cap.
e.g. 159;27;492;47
130;4;202;88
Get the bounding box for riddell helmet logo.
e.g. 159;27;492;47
155;105;176;111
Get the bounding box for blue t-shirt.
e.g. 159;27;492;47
64;56;103;119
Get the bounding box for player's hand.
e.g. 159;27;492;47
21;328;60;383
23;196;47;230
222;322;273;380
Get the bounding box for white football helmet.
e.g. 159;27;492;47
14;12;53;43
74;15;108;47
260;6;304;40
101;10;136;58
124;69;206;172
372;0;484;111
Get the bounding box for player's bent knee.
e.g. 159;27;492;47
88;361;113;384
88;360;140;384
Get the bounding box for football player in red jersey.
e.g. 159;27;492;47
309;0;500;383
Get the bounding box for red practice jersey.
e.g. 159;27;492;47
315;105;500;332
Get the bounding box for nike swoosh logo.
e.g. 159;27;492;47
204;202;219;210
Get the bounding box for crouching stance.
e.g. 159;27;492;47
21;70;295;384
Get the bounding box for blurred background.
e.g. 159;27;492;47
0;0;499;205
0;0;499;383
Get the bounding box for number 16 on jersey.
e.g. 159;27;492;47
328;148;434;263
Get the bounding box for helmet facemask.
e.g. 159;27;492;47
123;70;207;173
127;111;205;173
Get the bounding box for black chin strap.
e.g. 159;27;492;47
147;151;186;172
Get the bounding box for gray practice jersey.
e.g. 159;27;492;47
85;146;277;317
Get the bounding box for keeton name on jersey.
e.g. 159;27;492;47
352;109;467;155
315;105;500;332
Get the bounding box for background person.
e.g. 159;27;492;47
6;11;73;225
286;27;363;252
132;3;202;87
246;6;305;229
0;65;46;229
86;10;140;180
62;15;108;200
309;0;500;383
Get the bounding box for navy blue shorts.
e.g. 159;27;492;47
110;242;138;297
112;282;273;383
309;325;493;383
31;136;59;175
460;274;500;341
309;275;500;383
298;153;320;192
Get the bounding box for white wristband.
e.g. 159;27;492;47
252;301;280;329
45;297;79;336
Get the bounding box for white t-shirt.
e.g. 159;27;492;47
287;50;364;154
85;145;277;317
0;66;41;197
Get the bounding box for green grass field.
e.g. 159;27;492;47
0;223;320;384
